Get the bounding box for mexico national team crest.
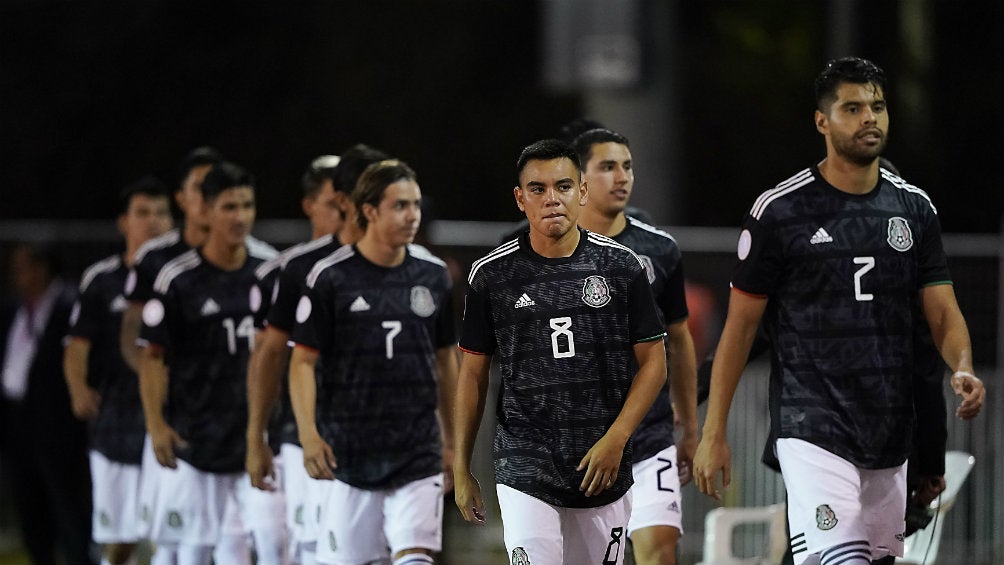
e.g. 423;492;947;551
816;504;838;530
410;285;436;317
887;216;913;252
638;255;656;284
582;275;612;308
511;547;531;565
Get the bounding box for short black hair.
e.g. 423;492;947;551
201;161;254;202
331;144;390;194
814;57;888;113
118;175;169;216
352;159;418;229
515;139;580;186
557;117;606;143
301;155;341;199
571;128;630;169
176;146;222;189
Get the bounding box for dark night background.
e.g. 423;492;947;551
1;1;1002;233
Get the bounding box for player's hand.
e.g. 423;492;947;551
677;429;699;486
950;371;985;419
454;470;485;525
693;435;731;501
149;423;186;469
246;437;276;491
301;432;337;480
441;445;456;494
577;430;626;497
69;385;101;421
910;474;946;508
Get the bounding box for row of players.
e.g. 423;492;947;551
61;56;983;565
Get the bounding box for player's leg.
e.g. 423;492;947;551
280;443;308;564
496;484;563;565
301;475;331;565
627;445;684;565
860;464;908;562
383;472;443;565
562;489;632;565
213;491;251;565
777;438;871;565
90;450;143;564
140;435;177;565
148;460;231;565
236;465;289;565
315;478;388;565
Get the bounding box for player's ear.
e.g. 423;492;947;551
579;179;588;206
513;186;525;212
362;202;379;225
814;110;828;135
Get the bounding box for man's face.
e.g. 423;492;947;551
205;186;255;247
514;157;587;239
583;142;633;216
817;81;889;166
176;164;213;228
120;194;172;249
364;179;422;248
305;179;344;236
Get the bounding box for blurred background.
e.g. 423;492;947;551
1;1;1001;564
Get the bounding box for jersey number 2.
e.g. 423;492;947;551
853;256;875;301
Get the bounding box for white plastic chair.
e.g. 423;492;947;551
696;503;788;565
898;450;975;565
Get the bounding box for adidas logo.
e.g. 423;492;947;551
514;293;536;309
669;501;680;513
200;298;221;316
809;227;833;244
349;296;371;312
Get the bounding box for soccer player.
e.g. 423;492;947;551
246;144;387;565
64;176;172;565
454;139;668;565
288;159;458;565
573;128;698;565
693;57;985;565
138;161;284;565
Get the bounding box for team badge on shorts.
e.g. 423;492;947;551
511;547;531;565
167;510;183;529
887;216;913;252
582;275;612;308
410;285;436;317
816;504;838;530
329;531;337;551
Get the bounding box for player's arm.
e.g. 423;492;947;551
245;325;289;490
453;350;491;525
666;319;699;485
693;288;767;500
435;345;460;493
578;336;667;497
63;337;100;420
139;344;185;469
120;301;144;373
288;344;336;480
919;283;984;419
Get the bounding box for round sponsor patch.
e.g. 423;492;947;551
295;296;312;324
142;298;165;327
249;285;262;313
737;229;752;260
124;269;137;295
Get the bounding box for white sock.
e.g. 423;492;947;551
392;553;434;565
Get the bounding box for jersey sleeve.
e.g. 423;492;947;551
125;255;159;303
432;270;457;349
254;264;280;330
68;278;103;341
916;209;951;287
139;284;173;349
628;268;668;343
730;214;784;297
267;262;307;333
290;271;332;352
458;275;495;355
655;248;689;325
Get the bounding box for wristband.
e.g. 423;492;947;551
952;371;976;379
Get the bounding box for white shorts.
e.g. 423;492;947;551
138;434;162;537
497;484;632;565
627;445;684;536
90;450;143;543
315;473;444;565
280;443;329;545
777;438;907;565
236;468;287;533
148;458;241;546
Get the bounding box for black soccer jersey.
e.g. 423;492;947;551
732;166;950;469
460;228;667;508
140;245;277;473
125;229;186;304
68;254;145;464
291;243;456;490
614;216;689;463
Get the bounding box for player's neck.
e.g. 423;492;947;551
124;241;142;268
817;155;880;195
201;236;248;271
528;225;580;259
578;207;626;237
182;221;209;248
337;223;364;247
355;233;407;267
